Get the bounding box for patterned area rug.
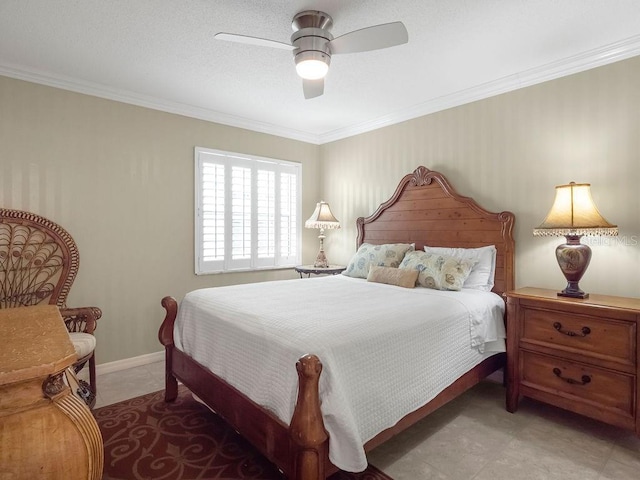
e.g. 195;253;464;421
95;387;393;480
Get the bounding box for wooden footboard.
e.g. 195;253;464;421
158;296;333;480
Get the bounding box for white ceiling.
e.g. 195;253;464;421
1;1;640;144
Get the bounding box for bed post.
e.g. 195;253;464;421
158;296;179;402
289;354;329;480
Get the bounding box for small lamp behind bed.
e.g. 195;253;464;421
305;201;340;268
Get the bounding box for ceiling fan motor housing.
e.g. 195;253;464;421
292;10;333;31
291;11;333;71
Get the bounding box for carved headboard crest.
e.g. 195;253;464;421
409;165;433;187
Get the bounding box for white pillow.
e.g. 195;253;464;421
423;245;497;291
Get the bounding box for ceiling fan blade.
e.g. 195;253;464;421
214;32;295;50
303;78;324;99
328;21;408;54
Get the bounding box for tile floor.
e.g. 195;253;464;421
89;362;640;480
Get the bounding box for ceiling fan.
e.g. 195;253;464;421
215;10;408;99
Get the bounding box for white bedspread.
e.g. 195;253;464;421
174;275;505;472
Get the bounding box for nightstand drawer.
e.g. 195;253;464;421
521;308;635;366
521;350;634;417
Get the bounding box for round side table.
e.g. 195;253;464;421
294;265;346;278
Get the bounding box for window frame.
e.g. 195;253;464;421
194;147;302;275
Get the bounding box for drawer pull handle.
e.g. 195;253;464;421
553;322;591;337
552;367;591;386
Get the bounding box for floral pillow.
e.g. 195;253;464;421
423;245;496;291
399;251;476;291
342;243;414;279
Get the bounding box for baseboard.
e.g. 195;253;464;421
96;351;164;376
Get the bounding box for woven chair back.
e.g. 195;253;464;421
0;209;78;309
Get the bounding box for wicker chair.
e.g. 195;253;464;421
0;208;101;407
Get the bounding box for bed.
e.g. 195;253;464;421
158;165;515;480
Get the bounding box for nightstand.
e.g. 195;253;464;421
506;287;640;436
294;265;346;278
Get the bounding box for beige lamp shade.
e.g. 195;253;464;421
305;201;340;268
533;182;618;237
305;201;341;230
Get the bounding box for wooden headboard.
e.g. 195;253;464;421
356;166;515;296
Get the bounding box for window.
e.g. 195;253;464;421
195;147;301;274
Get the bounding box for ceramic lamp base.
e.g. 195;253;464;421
313;252;328;268
556;235;591;299
313;230;329;268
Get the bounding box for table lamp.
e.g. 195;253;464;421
305;201;340;268
533;182;618;299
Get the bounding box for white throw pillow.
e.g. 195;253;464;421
423;245;496;291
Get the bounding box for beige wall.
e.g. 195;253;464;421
0;76;321;363
2;55;640;365
321;56;640;299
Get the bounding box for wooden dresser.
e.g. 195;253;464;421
0;305;103;479
506;287;640;435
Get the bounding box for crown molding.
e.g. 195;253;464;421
1;34;640;146
318;34;640;144
0;63;321;145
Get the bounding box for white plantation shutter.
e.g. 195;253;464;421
229;164;252;269
256;169;275;266
195;147;301;274
279;169;298;263
200;162;225;271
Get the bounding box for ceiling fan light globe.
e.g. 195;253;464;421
296;59;329;79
